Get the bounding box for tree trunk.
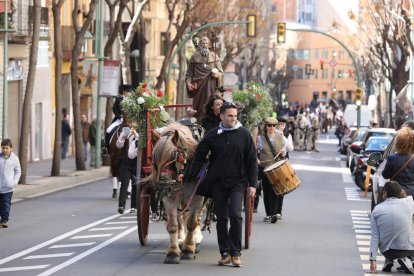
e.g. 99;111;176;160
18;0;41;183
70;0;98;171
51;0;65;176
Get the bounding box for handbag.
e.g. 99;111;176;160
390;154;414;180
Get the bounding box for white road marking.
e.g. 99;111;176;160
70;234;113;239
354;225;371;229
88;226;128;231
358;247;370;252
351;210;369;213
352;217;370;221
292;164;348;173
356;235;371;240
353;221;370;225
104;221;136;225
355;229;371;234
37;227;137;276
24;253;75;259
357;241;370;246
0;265;50;272
0;213;122;265
49;243;96;249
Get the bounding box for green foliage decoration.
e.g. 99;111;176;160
121;82;168;144
232;81;273;131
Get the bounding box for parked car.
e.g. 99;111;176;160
339;126;357;155
348;128;395;172
352;136;393;191
346;127;368;169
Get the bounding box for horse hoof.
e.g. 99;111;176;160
181;252;195;260
163;255;180;264
195;243;200;254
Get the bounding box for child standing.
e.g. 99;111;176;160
0;139;21;228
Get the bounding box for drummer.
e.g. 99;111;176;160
257;117;286;223
275;117;294;219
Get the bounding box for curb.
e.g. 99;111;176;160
13;167;110;202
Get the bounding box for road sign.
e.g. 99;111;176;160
329;59;337;67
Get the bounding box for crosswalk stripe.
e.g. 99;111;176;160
88;227;128;231
354;221;370;225
357;241;370;246
49;243;96;249
24;253;75;259
70;234;113;239
355;229;371;234
356;235;371;240
0;265;50;272
354;225;371;229
358;247;370;252
105;221;136;225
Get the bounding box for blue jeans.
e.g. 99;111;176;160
0;192;13;223
62;136;69;159
83;141;88;161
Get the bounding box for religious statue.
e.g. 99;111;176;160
185;36;224;122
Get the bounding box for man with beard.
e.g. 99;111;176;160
185;36;224;122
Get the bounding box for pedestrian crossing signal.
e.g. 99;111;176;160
277;23;286;43
247;15;256;37
355;88;362;105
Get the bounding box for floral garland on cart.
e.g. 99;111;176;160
121;82;168;144
232;81;273;133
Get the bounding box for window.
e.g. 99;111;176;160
305;12;312;21
313;91;319;101
331;50;336;58
303;49;311;60
338;50;345;59
295;49;304;59
331;68;335;79
322;49;328;59
160;32;168;56
338;90;344;100
314;49;319;60
37;40;49;67
322;91;328;99
272;4;277;13
287;49;295;59
322;69;328;79
295;68;304;79
314;68;318;79
346;90;352;101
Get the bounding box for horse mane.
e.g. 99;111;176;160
151;123;198;180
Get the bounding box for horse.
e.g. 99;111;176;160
306;114;320;152
108;120;130;198
147;122;205;264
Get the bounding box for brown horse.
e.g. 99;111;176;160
147;122;205;264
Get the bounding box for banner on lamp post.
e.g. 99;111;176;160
100;60;120;97
80;59;98;96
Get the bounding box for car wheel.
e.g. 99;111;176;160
355;172;365;191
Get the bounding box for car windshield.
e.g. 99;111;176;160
366;137;393;151
355;130;366;141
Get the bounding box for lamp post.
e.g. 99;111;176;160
1;0;11;139
410;0;414;119
131;49;140;72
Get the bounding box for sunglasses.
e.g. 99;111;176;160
266;124;277;127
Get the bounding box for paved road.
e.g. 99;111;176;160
0;130;379;276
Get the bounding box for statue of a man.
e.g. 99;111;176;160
185;36;224;122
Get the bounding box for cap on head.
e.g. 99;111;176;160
265;117;278;125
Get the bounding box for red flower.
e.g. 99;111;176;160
142;88;147;93
141;83;148;89
157;90;164;97
255;93;261;101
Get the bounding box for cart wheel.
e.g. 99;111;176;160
244;191;254;249
137;182;150;246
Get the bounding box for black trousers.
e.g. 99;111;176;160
213;184;244;257
382;249;414;261
118;164;137;209
261;168;284;216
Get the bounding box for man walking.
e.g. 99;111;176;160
184;102;257;267
61;114;71;159
81;114;90;161
369;181;414;273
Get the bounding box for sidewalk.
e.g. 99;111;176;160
13;157;110;202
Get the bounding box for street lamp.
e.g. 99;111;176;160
131;49;140;72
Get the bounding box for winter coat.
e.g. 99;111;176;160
0;152;21;193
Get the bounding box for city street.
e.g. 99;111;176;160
0;130;375;276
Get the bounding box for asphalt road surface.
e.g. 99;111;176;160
0;129;377;276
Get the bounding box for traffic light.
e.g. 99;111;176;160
338;70;343;78
305;64;311;75
277;23;286;43
320;60;324;70
355;87;362;105
247;15;256;37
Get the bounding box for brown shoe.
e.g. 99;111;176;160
231;256;242;267
218;255;231;266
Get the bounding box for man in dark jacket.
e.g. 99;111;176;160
61;114;71;159
184;102;257;267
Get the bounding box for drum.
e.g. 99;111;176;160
263;159;301;195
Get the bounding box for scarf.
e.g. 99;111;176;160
217;121;242;135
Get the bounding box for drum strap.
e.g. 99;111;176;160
264;133;278;158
